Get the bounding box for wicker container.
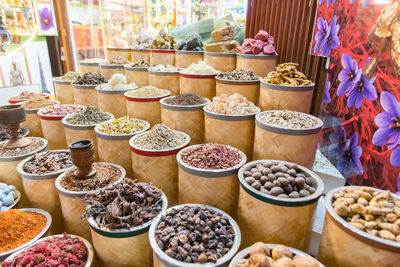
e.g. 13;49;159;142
253;111;323;169
175;50;203;68
259;81;315;113
55;163;126;241
0;208;52;262
54;79;75;104
318;186;400;267
204;52;236;72
17;150;74;234
150;49;175;66
78;61;101;75
150;204;242;267
87;190;167;267
106;47;131;61
237;159;324;251
148;70;180;96
131;49;150;62
8;93;49;104
124;66;149;88
72;84;99;107
236;53;277;78
215;77;261;104
100;64;125;80
129;131;190;206
124;89;170;126
160;97;210;145
179;72;216;99
95;119;150;178
96;87;136;118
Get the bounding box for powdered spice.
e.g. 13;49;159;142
165;93;206;106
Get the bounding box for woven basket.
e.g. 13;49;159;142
148;70;180;96
95;119;150;178
55;163;126;242
130;131;190;206
54;79;75;104
215;77;261;104
237;160;324;251
131;49;150;62
318;186;400;267
177;145;247;217
17;150;73;234
175;50;204;68
21;100;59;138
259;81;315;113
179;72;216;99
160;97;210;145
236;53;277;78
78;61;101;75
124;89;170;126
96;87;136;118
72;84;99;107
150;49;176;66
106;47;131;61
8;93;50;104
253;111;323;169
124;66;149;88
204;52;236;72
100;64;125;80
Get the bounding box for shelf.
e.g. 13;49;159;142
0;6;32;12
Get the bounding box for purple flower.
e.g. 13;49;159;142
39;7;54;31
337;54;361;97
314;18;329;54
328;120;347;158
345;73;377;108
323;76;331;104
337;133;363;177
321;16;340;57
320;0;336;7
350;0;371;8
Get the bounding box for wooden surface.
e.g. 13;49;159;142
73;87;98;106
125;69;149;88
179;76;216;99
97;138;133;177
126;100;161;126
22;113;43;137
54;82;74;104
41;119;67;150
149;74;180;96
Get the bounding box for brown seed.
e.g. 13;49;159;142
243;171;252;177
277;177;289;187
272;180;281;187
300;190;310;197
295;177;305;188
260;176;268;185
264;182;273;190
245;177;255;185
270;187;284;196
251;168;258;173
270;165;282;173
262;168;272;176
275;172;286;178
278;194;289;198
289;191;300;198
252;172;262;179
287;168;297;177
267;174;276;181
309;187;316;194
251;181;261;190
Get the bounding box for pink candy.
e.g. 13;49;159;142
239;30;276;55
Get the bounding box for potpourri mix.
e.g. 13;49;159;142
264;63;312;86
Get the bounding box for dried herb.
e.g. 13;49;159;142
73;72;107;85
264;63;312;86
67;106;111;125
216;69;258;81
23;151;73;175
259;110;319;129
132;124;187;150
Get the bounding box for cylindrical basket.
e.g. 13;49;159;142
96;87;135;118
175;50;203;68
236;53;277;78
150;49;175;66
54;79;75;104
215;77;261;104
318;186;400;267
131;49;150;62
179;72;216;99
124;66;149;88
148;70;180;96
100;64;125;80
72;84;99;107
129;131;190;206
78;61;101;75
237;160;324;251
124;90;170;126
160;97;210;145
106;47;131;61
253;111;323;169
259;81;315;113
204;52;236;72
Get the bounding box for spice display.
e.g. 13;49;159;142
23;151;72;175
80;58;107;64
155;205;235;263
177;34;204;51
39;104;84;117
2;233;88;267
97;116;147;135
132;124;186;150
66;106;111;125
258;110;320;129
149;64;180;72
180;61;218;75
206;93;259;115
0;209;46;253
127;86;169;98
239;30;276;55
216;70;258;81
97;74;137;90
0;182;18;211
264;63;312;86
243;161;317;198
60;162;121;192
234;243;320;267
205;40;240;53
181;144;242;170
132;31;152;50
0;138;45;158
73;72;107;85
22;97;57;110
55;72;81;82
9;91;47;102
126;60;154;68
82;179;163;229
106;56;130;65
149;28;176;49
0;125;28;142
332;188;400;242
165;93;206;106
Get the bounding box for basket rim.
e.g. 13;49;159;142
204;106;260;121
160;96;210;111
260;80;315;91
124;89;171;101
236;53;278;59
61;112;114;130
22;99;60;113
214;76;261;84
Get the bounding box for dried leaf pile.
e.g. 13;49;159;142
264;63;312;86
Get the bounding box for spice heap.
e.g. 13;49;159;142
150;28;176;49
243;161;317;198
80;58;107;64
132;31;152;50
0;209;46;253
73;72;107;85
2;234;88;267
66;106;111;126
55;72;81;82
82;179;163;229
97;74;137;90
264;63;312;86
0;125;28;142
97;116;148;135
332;188;400;242
39;104;84;116
181;144;242;170
127;86;169;98
106;56;130;65
60;162;121;191
23;151;72;175
0;138;45;158
22;97;57;110
177;34;204;51
258;110;320;129
133;124;187;150
235;243;320;267
181;61;218;75
165;93;206;106
206;25;240;53
239;30;276;55
149;64;180;72
155;205;235;263
216;70;258;81
0;182;18;211
126;60;154;68
206;93;259;115
9;91;47;102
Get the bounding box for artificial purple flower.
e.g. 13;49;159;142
314;18;329;54
323;75;331;104
328;120;347;158
337;53;360;97
39;7;54;31
337;133;363;177
320;0;336;7
345;73;377;108
321;16;340;57
350;0;371;8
